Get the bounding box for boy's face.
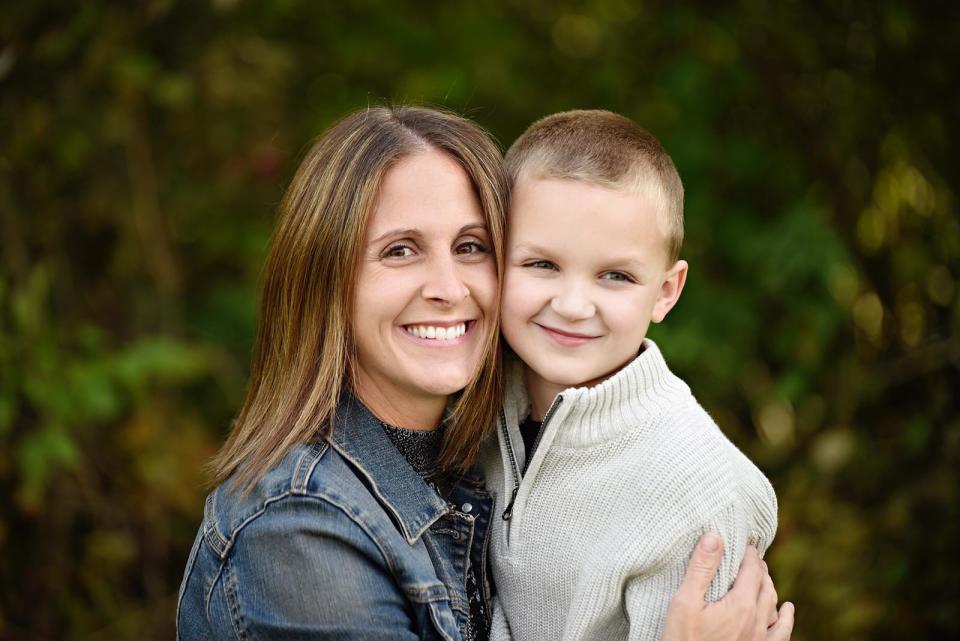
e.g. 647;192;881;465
502;177;687;394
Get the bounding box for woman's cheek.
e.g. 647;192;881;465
468;259;499;316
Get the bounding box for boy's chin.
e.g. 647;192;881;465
530;354;640;391
532;365;610;390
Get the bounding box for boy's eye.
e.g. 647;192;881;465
456;240;489;255
383;244;415;258
600;271;634;283
524;259;558;271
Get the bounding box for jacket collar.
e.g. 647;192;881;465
326;391;452;544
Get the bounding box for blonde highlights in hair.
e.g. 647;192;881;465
211;106;508;491
504;109;685;264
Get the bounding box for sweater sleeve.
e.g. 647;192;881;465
624;480;778;641
488;595;514;641
741;461;778;559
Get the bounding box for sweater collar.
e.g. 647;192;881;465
504;339;689;448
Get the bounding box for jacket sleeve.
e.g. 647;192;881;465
216;495;421;641
623;481;778;641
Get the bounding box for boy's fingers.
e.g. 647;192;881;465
766;602;795;641
761;574;778;627
677;532;724;602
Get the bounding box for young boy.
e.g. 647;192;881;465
481;110;778;641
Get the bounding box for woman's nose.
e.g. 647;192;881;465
421;255;470;306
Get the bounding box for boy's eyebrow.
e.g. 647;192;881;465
512;242;555;256
514;243;650;270
602;256;648;270
369;223;487;246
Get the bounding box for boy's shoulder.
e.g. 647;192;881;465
614;377;776;525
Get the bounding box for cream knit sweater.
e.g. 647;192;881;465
480;340;778;641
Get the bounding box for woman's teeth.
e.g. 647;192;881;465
405;323;468;341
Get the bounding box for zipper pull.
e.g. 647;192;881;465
502;486;519;521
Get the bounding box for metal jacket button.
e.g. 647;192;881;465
461;502;473;514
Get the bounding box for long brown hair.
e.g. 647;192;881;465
211;106;508;491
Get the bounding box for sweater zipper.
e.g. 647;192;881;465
529;395;563;465
501;395;564;521
499;409;521;521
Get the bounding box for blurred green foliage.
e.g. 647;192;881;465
1;1;958;639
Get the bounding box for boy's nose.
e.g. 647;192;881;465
549;286;596;321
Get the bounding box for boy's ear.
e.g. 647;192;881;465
651;260;688;323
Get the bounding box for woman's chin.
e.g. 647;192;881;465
408;368;475;398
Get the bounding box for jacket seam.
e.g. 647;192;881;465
213;491;295;560
427;605;459;641
205;556;226;620
213;490;450;605
214;493;454;640
205;492;229;555
314;491;451;603
292;441;328;493
223;556;248;641
175;533;203;641
208;443;330;555
326;438;449;544
301;441;328;493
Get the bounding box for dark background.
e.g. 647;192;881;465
1;1;958;639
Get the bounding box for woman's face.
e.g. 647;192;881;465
352;149;497;423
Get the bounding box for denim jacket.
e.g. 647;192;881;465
177;393;494;641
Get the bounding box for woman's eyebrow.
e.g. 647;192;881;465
369;228;423;245
458;222;488;235
370;223;487;245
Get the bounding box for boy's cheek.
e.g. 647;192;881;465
500;287;538;336
502;276;543;317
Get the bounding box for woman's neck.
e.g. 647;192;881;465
352;373;446;431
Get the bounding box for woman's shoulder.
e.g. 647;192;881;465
202;440;384;551
179;440;450;640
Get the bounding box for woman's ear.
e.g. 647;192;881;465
651;260;688;323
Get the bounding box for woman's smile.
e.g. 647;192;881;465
401;319;478;344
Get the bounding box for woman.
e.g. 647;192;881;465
177;106;793;641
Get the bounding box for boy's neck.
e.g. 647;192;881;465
522;343;649;421
524;367;567;421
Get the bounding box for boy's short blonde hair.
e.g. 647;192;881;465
505;109;684;264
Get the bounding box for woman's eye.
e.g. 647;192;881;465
525;260;557;271
601;271;633;283
384;245;415;258
456;241;489;255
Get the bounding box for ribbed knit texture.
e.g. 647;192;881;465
480;339;778;641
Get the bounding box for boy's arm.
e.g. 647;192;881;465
625;478;778;641
625;513;739;641
660;534;794;641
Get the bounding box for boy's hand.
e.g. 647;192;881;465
660;533;795;641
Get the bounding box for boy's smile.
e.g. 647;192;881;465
536;323;601;347
501;177;687;419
